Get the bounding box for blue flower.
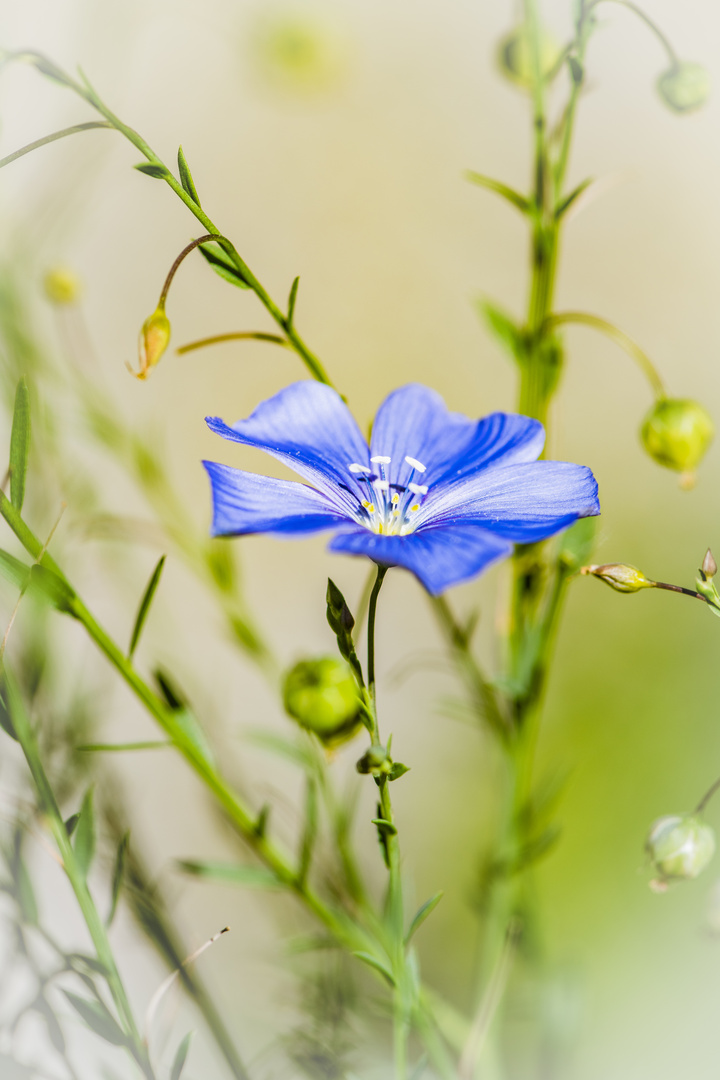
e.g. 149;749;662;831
204;382;599;595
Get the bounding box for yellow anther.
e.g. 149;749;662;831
410;504;420;512
391;492;400;503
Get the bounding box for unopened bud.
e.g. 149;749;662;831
282;657;362;747
657;62;710;114
702;549;718;581
43;266;82;305
640;398;714;483
497;25;561;90
132;304;171;380
581;563;656;593
356;744;393;777
646;814;715;889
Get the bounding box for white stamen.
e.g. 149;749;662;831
348;463;371;474
371;455;391;464
404;455;427;473
408;482;428;495
373;479;390;491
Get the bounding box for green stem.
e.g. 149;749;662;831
589;0;680;66
0;121;113;170
157;234;217;307
177;331;290;354
544;311;666;399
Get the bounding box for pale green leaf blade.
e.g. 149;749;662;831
405;891;444;944
177;861;281;888
177;146;201;206
106;831;129;928
171;1031;193;1080
73;787;96;881
198;242;251;289
9;378;30;511
128;555;165;659
465;171;530;214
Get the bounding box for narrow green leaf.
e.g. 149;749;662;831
477;299;526;365
133;162;171;180
370;818;398;835
173;708;216;769
177;860;281;889
66;953;112;977
77;741;172;753
352;951;395;986
170;1031;193;1080
128;555;165;659
198;242;251;289
64;812;81;838
388;761;410;782
0;683;17;741
465;171;531;214
73;787;96;881
107;831;129;928
255;803;271;838
154;668;186;711
405;891;444;944
555;177;593;219
9;378;30;512
177;146;200;206
0;549;31;591
297;778;317;886
29;564;78;616
326;578;364;688
61;991;128;1047
287;276;300;327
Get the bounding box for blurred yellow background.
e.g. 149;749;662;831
2;1;720;1077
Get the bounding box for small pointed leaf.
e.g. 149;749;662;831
287;276;300;327
388;762;410;781
555;177;593;220
477;300;526;365
128;555;165;659
0;549;31;591
170;1031;193;1080
177;860;281;888
198;242;251;289
405;891;444;944
352;951;395;985
107;831;129;927
465;171;530;214
9;378;30;512
61;991;127;1047
177;146;200;206
134;162;171;180
73;787;96;881
64;813;81;838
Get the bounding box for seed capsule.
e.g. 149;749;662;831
497;25;561;89
581;563;656;593
282;657;362;747
134;304;171;380
657;62;710;114
646;814;715;889
640;398;714;483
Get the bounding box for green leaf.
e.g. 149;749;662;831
154;668;186;711
477;299;526;365
198;242;251;289
133;162;171;180
0;683;17;741
170;1031;193;1080
64;812;81;838
9;378;30;512
255;803;271;838
61;991;128;1047
555;177;593;219
388;761;410;781
128;555;165;659
297;778;317;886
107;831;129;928
287;276;300;327
177;146;200;206
77;741;172;753
0;549;30;591
405;891;444;944
370;818;397;835
29;564;78;616
352;951;395;985
177;860;282;888
465;171;531;214
173;707;216;769
73;787;96;881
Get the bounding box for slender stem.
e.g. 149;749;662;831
589;0;679;65
458;919;520;1080
554;2;594;196
177;331;289;354
654;580;708;603
695;776;720;815
0;121;112;171
544;311;666;399
367;565;388;711
157;235;217;307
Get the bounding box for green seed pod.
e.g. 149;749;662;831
657;62;710;114
497;25;561;90
44;266;82;305
640;398;714;483
581;563;656;593
134;304;171;380
282;657;362;747
646;814;715;890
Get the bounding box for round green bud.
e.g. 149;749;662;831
640;398;714;482
497;25;561;90
657;62;710;114
282;657;362;747
44;266;82;305
646;814;715;889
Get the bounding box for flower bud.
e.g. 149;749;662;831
134;304;171;380
43;266;82;305
497;25;561;90
640;398;714;483
581;563;656;593
646;814;715;889
702;548;717;581
657;62;710;114
282;657;362;747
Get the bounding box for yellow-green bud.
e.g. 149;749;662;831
646;814;715;890
640;398;714;484
497;25;561;90
133;304;171;380
43;266;82;305
657;62;710;114
251;13;347;94
581;563;656;593
282;657;362;747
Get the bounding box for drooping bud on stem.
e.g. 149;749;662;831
131;302;171;380
581;564;656;593
640;398;714;486
282;657;362;747
645;814;715;891
657;62;711;113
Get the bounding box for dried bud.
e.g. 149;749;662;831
640;398;714;483
497;25;561;90
702;548;718;580
657;62;710;114
133;304;171;380
43;266;82;305
581;563;656;593
646;814;715;889
282;657;362;747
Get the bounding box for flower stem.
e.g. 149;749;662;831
695;775;720;815
589;0;679;66
157;234;217;307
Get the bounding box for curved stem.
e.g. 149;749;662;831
695;775;720;815
157;235;216;307
589;0;679;65
177;331;289;354
0;121;112;171
544;311;666;399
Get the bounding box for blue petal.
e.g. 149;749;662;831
370;384;544;491
417;461;600;542
204;461;349;537
206;382;370;515
327;524;512;595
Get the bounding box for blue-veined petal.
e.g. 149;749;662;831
327;523;512;595
370;384;544;490
204;461;348;537
416;461;599;542
206;381;370;515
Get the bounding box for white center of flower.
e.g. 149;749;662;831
346;454;429;535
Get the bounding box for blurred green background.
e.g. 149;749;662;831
2;1;720;1077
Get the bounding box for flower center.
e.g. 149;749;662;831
347;455;429;536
